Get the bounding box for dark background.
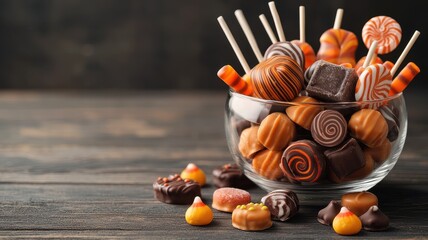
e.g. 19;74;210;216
0;0;426;90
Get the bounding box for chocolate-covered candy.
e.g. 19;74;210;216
348;109;388;148
325;138;365;183
258;112;296;150
311;110;347;147
280;140;326;183
239;126;265;159
304;60;320;86
286;96;323;130
360;205;390;231
341;191;378;216
306;60;358;102
264;42;305;70
379;105;400;142
212;163;254;189
317;200;342;225
153;174;201;205
261;189;299;221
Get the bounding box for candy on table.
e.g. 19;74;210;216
291;6;316;70
379;105;400;142
264;42;305;69
280;140;326;183
317;9;358;66
305;60;359;102
257;112;296;150
180;163;206;186
261;189;299;222
212;163;255;189
332;207;362;235
232;202;272;231
153;174;201;205
389;62;420;96
250;55;304;101
354;63;393;106
360;205;390;231
238;126;266;159
364;138;391;164
325;138;365;183
285;96;323;130
341;191;378;216
212;187;251;213
348;109;388;148
185;196;213;226
362;16;402;55
252;149;284;180
345;151;375;181
217;65;253;96
311;110;347;147
317;200;342;225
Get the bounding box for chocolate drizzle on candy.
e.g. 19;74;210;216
264;42;305;70
153;174;201;205
261;189;299;222
311;110;347;147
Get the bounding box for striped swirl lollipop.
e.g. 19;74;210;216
280;140;326;183
355;63;392;107
311;110;347;147
362;16;402;55
264;42;305;70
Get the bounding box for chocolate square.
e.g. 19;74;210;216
306;60;358;102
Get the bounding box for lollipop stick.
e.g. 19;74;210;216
217;16;251;73
268;1;286;42
363;40;378;68
391;30;420;76
333;8;343;30
235;10;264;62
299;6;305;42
259;14;278;44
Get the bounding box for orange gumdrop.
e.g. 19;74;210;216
185;196;213;226
180;163;206;186
332;207;362;235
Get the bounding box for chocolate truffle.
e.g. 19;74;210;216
317;200;342;225
311;110;347;147
261;189;299;221
212;163;255;189
153;174;201;205
341;191;378;216
306;60;358;102
360;205;390;231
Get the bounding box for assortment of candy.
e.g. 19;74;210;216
217;1;421;185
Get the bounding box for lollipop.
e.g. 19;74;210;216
355;63;392;106
291;6;316;70
362;16;402;55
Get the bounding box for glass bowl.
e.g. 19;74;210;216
224;90;407;202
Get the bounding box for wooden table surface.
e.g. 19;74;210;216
0;90;426;239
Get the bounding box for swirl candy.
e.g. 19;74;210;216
354;56;383;72
311;110;347;147
261;189;299;222
217;65;253;96
355;63;392;105
317;29;358;66
280;140;326;183
251;55;304;101
362;16;402;55
264;42;305;70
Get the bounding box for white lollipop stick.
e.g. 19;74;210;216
333;8;343;30
268;1;286;42
299;6;305;42
217;16;251;73
363;40;378;68
391;30;420;76
259;14;278;44
235;10;264;62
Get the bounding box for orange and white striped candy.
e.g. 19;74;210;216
355;63;392;104
362;16;402;55
291;40;316;70
389;62;420;96
317;29;358;66
217;65;253;96
354;56;383;72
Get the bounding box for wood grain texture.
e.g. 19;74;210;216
0;90;425;239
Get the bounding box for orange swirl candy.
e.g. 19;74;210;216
317;29;358;66
348;109;388;148
389;62;420;96
280;140;326;183
362;16;402;55
355;63;392;105
217;65;253;96
354;56;383;72
250;55;303;101
291;40;316;70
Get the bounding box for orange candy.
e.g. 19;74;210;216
291;40;316;70
317;29;358;66
332;207;362;235
217;65;253;96
180;163;206;186
389;62;420;96
185;196;213;226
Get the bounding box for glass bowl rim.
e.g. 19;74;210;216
229;90;403;107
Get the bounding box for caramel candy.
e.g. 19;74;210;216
364;138;391;164
348;109;388;148
285;96;323;130
239;126;265;159
258;112;296;150
232;203;272;231
341;191;378;216
252;149;284;180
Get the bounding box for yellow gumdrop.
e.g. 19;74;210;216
180;163;206;186
185;196;213;226
332;207;362;235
